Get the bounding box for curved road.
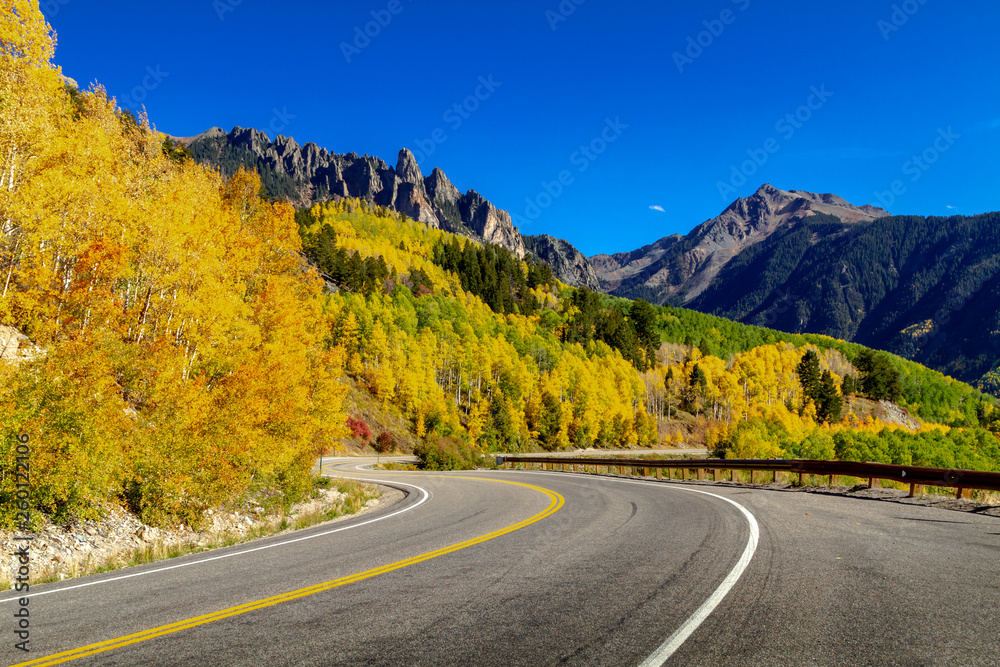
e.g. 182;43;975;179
3;459;999;666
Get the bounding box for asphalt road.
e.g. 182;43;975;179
3;459;999;666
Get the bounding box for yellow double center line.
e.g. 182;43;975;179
15;477;563;667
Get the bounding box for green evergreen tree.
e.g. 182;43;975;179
816;370;843;424
856;350;903;402
629;299;660;368
797;350;822;400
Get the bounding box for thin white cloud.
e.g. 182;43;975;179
649;205;666;213
971;118;1000;132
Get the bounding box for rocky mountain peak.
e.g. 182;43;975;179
395;149;423;185
523;235;600;290
425;168;460;202
593;184;889;305
228;126;271;152
183;127;531;261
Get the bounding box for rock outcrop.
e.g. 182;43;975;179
180;127;526;259
522;235;601;290
0;325;42;362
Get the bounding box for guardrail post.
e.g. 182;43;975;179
908;483;924;497
798;472;804;486
956;487;971;500
696;468;705;481
830;474;839;486
656;468;662;480
750;469;756;484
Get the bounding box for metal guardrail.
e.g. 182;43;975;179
498;456;1000;499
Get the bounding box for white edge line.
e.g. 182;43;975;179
506;470;759;666
637;485;759;666
0;475;429;604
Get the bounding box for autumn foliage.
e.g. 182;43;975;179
0;3;346;527
1;1;996;529
302;198;1000;474
346;417;372;443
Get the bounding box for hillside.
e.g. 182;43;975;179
0;8;347;528
687;211;1000;390
2;2;999;535
182;129;1000;395
299;200;1000;470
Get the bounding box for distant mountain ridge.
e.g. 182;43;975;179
591;184;888;304
180;128;999;391
180;126;527;258
688;209;1000;391
590;183;1000;390
180;127;616;290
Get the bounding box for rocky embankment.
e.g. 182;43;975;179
2;484;391;587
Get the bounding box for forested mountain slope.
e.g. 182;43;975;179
591;184;887;303
299;199;1000;471
688;212;1000;391
182;130;1000;395
3;1;999;534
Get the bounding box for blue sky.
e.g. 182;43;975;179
44;0;1000;256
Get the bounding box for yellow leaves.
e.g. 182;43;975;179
0;23;352;525
0;1;54;65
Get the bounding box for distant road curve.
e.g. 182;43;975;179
5;461;999;666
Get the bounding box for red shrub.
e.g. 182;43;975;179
374;431;394;454
346;417;372;442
